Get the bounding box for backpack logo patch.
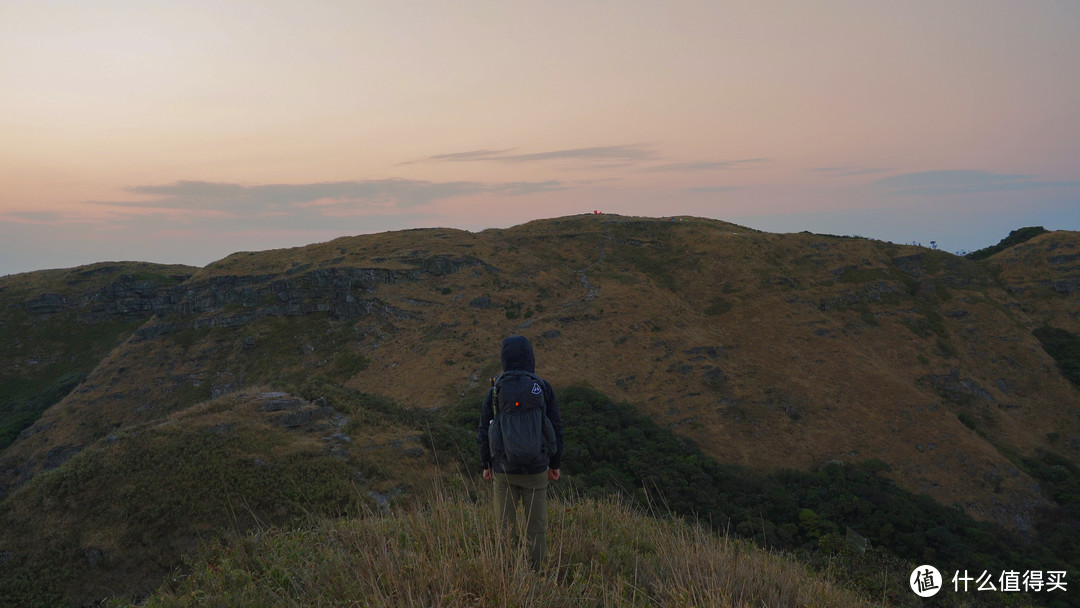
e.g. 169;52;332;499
531;382;542;395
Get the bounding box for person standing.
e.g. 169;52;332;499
478;335;563;571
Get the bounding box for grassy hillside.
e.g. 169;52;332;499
0;214;1077;606
987;230;1080;339
112;484;869;608
0;262;197;450
0;386;441;606
2;380;1073;606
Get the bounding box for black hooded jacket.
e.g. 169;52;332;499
478;335;564;475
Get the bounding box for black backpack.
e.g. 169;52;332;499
488;371;556;470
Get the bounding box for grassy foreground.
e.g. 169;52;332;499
114;480;868;608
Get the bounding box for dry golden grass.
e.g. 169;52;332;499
121;479;870;608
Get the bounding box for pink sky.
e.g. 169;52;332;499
2;1;1079;275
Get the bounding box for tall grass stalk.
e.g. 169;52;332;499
125;479;867;608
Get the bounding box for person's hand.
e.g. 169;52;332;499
547;468;560;481
483;468;493;481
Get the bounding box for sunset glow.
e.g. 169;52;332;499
2;1;1078;275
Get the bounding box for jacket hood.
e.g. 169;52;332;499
500;335;535;373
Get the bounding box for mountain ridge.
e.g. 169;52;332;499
4;215;1078;517
1;214;1077;605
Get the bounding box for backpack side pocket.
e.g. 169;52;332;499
542;415;556;457
488;418;504;461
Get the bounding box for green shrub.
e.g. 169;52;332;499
1033;326;1080;387
965;227;1048;261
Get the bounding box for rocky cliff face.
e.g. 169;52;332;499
173;256;489;322
16;256;488;328
15;265;193;320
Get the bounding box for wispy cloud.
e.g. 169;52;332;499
812;166;892;177
423;149;516;162
646;158;770;172
415;146;773;175
683;185;743;194
417;144;660;164
0;209;134;227
499;181;567;195
0;210;67;224
873;170;1078;195
118;179;498;210
501;145;659;163
102;178;566;213
72;178;571;236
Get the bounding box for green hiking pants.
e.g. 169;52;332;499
493;471;549;570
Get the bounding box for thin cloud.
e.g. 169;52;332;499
873;170;1079;195
129;180;249;199
499;181;568;195
417;146;778;175
0;209;129;226
425;149;516;162
103;178;563;212
645;158;771;172
501;145;659;163
418;144;660;164
0;210;64;224
120;179;479;209
683;185;743;194
812;166;892;177
78;178;571;235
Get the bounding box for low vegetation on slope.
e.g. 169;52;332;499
2;377;1077;606
511;386;1077;607
0;312;142;450
1033;325;1080;388
0;387;437;607
964;227;1049;261
94;373;1078;607
0;262;196;449
303;380;1080;607
115;484;866;608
